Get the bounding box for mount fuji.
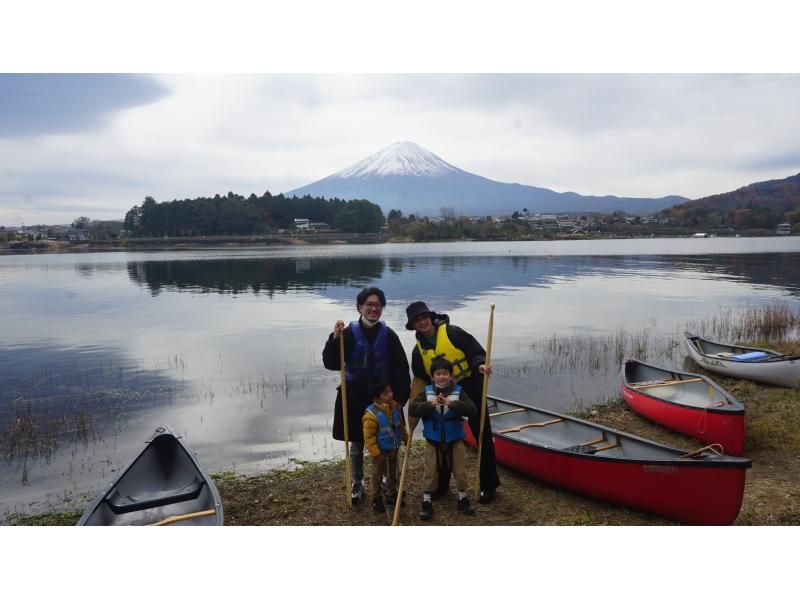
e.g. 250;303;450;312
286;141;686;216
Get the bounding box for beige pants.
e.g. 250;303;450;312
423;440;467;493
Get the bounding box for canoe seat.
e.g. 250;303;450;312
106;476;205;514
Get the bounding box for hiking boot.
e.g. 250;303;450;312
479;489;496;504
457;496;475;515
351;480;364;504
419;500;433;521
372;496;385;513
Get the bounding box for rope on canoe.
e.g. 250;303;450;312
680;443;724;459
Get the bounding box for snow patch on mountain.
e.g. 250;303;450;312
331;141;463;178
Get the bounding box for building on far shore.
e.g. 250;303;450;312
776;223;791;235
293;218;330;232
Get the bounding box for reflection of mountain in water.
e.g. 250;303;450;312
126;253;800;308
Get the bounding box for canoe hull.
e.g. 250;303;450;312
621;384;745;456
77;426;223;526
621;359;746;456
465;397;750;525
684;331;800;388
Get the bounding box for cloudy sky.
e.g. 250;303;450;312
2;72;800;226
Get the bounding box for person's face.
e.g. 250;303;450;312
376;386;393;404
412;314;434;336
359;294;383;322
432;368;452;387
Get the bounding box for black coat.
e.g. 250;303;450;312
322;320;410;442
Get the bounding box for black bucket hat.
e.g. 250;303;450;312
405;301;434;330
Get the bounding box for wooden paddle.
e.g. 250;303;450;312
391;421;417;526
339;330;352;509
391;376;425;526
631;378;703;389
474;303;495;501
147;509;216;526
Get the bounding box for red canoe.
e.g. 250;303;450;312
465;396;750;525
621;359;746;456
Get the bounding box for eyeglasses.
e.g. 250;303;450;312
362;302;383;309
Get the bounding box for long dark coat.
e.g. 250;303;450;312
322;320;410;442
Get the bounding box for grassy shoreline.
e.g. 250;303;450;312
9;366;798;526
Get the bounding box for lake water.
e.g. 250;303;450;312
2;237;800;517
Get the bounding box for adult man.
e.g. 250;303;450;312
405;300;501;503
322;287;410;503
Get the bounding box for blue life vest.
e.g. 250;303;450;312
366;404;403;451
345;321;389;383
421;384;466;443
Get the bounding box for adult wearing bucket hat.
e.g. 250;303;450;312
323;287;411;504
405;300;501;503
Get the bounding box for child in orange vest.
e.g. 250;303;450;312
362;378;408;514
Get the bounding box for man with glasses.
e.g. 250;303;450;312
323;287;411;504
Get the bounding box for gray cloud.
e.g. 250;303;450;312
0;74;168;137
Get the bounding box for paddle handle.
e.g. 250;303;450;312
475;303;495;500
147;509;216;526
391;421;417;526
339;331;352;509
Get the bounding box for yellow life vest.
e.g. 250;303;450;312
417;325;472;382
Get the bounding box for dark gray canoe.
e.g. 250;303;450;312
77;426;223;526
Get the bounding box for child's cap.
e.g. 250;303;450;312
429;357;454;376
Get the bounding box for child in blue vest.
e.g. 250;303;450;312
409;357;477;520
362;378;409;513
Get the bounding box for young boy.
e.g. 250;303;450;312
409;357;477;520
362;378;409;513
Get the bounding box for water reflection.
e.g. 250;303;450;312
126;257;384;297
125;253;800;309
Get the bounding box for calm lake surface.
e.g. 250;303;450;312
2;237;800;516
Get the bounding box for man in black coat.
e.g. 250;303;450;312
406;300;501;503
322;287;410;503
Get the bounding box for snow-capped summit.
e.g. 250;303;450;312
332;141;463;178
286;141;686;216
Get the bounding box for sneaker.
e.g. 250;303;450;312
478;489;496;504
351;480;364;504
372;496;385;513
419;500;433;521
380;475;388;495
457;496;475;515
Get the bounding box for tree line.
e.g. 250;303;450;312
123;192;385;237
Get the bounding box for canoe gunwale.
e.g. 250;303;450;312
486;395;751;470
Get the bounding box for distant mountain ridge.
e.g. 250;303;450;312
675;172;800;211
286;141;687;216
656;172;800;230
